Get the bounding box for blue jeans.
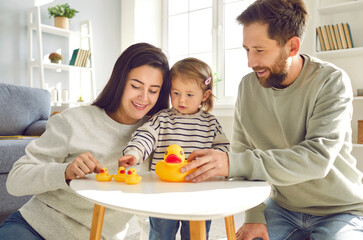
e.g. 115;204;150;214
265;198;363;240
149;217;211;240
0;211;45;240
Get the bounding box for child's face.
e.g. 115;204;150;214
171;76;209;114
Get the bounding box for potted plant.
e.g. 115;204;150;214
48;3;78;30
49;52;63;64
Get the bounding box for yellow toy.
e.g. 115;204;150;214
113;167;127;182
95;168;112;182
125;168;142;185
155;144;196;182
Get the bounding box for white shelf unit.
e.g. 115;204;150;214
314;0;363;171
318;0;363;14
315;46;363;58
28;6;96;105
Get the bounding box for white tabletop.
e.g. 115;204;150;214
70;173;270;221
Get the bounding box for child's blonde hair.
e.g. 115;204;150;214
170;57;215;112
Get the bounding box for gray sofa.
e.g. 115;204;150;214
0;83;50;223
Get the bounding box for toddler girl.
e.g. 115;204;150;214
119;57;230;240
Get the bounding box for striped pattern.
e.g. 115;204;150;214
123;108;230;171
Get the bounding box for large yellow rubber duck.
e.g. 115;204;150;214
155;144;196;182
125;168;142;185
95;168;112;182
113;167;127;182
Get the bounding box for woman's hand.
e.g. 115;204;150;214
65;152;102;180
118;155;137;168
236;223;269;240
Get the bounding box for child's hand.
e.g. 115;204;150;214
118;155;137;168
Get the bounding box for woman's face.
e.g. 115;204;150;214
119;65;163;124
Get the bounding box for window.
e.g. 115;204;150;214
164;0;254;105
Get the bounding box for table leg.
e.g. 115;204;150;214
90;204;105;240
189;220;206;240
225;215;236;240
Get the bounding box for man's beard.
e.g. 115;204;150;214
254;50;289;89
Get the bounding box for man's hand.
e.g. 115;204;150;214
118;155;137;168
236;223;269;240
180;149;229;182
65;152;102;180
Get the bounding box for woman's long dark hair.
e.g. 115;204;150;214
92;43;170;117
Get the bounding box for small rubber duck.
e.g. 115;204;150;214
95;168;112;182
125;168;142;185
113;167;127;182
155;144;196;182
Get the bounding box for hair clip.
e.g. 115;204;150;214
204;77;211;85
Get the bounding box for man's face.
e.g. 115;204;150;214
243;22;290;88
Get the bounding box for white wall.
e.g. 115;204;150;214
0;0;121;95
0;1;33;86
299;0;316;56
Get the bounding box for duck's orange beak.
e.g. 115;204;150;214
165;154;182;164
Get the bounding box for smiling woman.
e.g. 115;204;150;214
117;66;164;124
93;43;170;121
0;43;170;240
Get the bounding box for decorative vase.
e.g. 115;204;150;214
54;17;69;30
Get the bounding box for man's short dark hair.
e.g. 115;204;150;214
236;0;308;46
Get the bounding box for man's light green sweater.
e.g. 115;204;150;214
228;54;363;224
6;106;145;240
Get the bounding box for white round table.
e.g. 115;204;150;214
70;173;270;240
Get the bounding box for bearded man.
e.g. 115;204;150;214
181;0;363;239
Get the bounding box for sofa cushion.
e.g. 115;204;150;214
24;120;47;136
0;174;32;214
0;138;37;174
0;83;51;135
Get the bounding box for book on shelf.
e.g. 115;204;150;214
337;23;348;49
81;50;91;67
69;49;79;65
78;49;90;67
69;48;91;67
328;25;339;50
316;27;326;51
327;25;337;50
316;23;355;51
74;49;82;66
320;26;331;51
343;23;354;49
79;50;86;67
333;24;343;50
87;51;92;67
85;50;91;67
